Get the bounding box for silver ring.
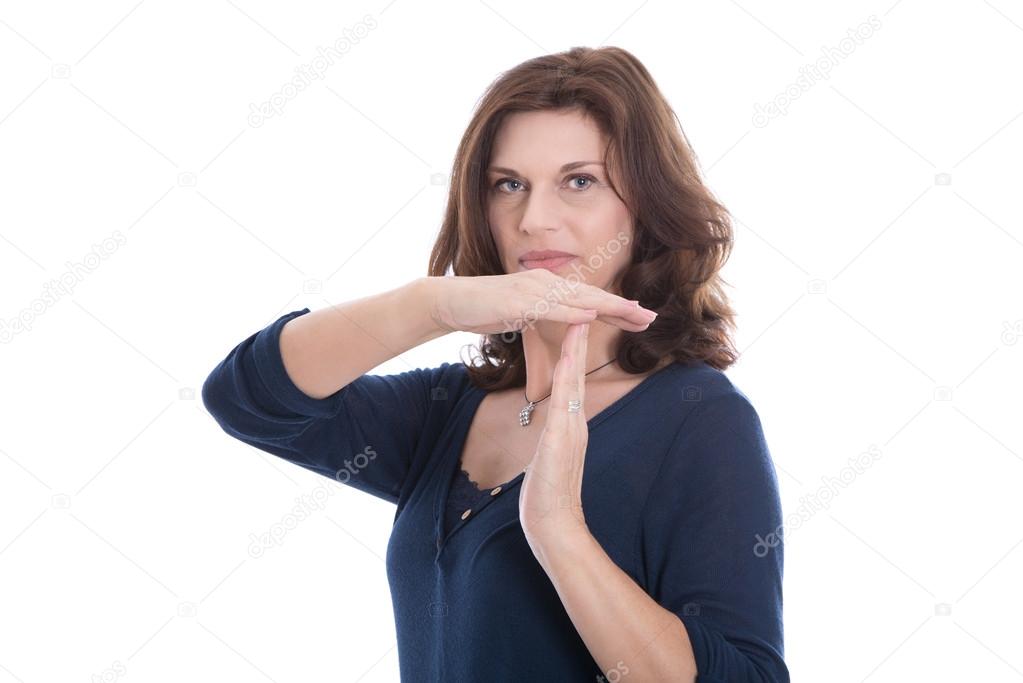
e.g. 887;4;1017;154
567;399;582;413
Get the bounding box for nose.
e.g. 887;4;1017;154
517;185;562;235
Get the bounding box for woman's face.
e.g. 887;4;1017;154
486;108;634;296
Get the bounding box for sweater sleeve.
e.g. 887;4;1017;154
638;391;788;683
201;307;456;505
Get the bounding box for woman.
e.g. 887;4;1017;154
203;46;788;682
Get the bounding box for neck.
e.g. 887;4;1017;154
520;318;622;403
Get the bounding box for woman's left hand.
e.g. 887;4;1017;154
519;321;591;551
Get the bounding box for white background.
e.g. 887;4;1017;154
1;1;1021;681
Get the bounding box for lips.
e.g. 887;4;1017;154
519;249;575;262
519;254;577;270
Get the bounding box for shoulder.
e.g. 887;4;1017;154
430;361;473;392
656;361;772;474
416;361;478;411
640;363;782;536
655;360;761;421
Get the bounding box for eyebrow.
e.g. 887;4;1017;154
487;161;605;175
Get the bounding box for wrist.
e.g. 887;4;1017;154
529;522;595;573
412;276;453;338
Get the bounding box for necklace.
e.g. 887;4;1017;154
518;358;617;426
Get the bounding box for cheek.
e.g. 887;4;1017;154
591;207;633;273
486;213;512;264
606;203;634;244
486;204;501;236
589;203;632;243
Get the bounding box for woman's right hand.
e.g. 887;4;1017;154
423;271;659;336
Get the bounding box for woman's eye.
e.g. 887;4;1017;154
492;174;597;193
494;178;523;192
569;174;595;190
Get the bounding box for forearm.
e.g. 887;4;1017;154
534;528;698;682
278;277;449;400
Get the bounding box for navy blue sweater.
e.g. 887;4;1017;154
202;308;789;682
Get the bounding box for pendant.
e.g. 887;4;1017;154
519;401;536;427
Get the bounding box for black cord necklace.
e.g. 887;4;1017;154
518;358;617;426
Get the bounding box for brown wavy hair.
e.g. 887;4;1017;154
428;46;739;392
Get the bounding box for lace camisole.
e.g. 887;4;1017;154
444;466;520;536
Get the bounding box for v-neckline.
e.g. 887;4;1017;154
433;360;681;559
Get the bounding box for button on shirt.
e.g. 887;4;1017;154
202;308;789;682
445;468;518;537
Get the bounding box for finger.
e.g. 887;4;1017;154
542;304;653;332
577;322;587;407
562;323;583;417
569;284;657;323
570;294;653;324
530;274;656;324
583;298;656;326
545;303;601;324
551;324;581;427
592;313;654;332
